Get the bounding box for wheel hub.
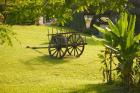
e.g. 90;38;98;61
72;42;77;48
56;44;62;51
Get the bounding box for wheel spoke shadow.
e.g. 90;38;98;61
21;49;72;68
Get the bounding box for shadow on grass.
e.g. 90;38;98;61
22;49;75;67
22;55;71;65
21;55;72;70
69;83;138;93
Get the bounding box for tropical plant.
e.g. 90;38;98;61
94;12;140;89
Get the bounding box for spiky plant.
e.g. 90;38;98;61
94;12;140;88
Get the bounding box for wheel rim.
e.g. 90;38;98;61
67;34;85;57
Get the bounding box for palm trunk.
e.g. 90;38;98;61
121;60;133;89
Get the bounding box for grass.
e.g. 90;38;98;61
0;25;138;93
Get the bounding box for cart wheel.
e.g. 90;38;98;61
67;34;85;57
48;34;67;58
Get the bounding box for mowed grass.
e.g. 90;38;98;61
0;25;128;93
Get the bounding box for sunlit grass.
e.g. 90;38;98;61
0;25;138;93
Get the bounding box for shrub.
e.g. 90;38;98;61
94;12;140;90
6;2;42;25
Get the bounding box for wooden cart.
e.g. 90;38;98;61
27;29;87;58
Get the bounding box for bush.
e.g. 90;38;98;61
5;2;42;25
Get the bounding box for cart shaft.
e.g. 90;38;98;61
26;46;49;49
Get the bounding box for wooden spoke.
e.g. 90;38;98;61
75;48;79;55
59;50;61;57
50;48;56;52
52;50;57;56
74;49;76;56
70;48;74;54
55;52;58;58
67;34;85;57
68;47;72;50
77;47;82;52
60;49;64;54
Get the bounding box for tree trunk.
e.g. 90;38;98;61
67;12;86;32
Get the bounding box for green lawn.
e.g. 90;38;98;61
0;25;134;93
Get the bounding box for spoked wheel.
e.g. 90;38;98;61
67;34;85;57
48;34;67;58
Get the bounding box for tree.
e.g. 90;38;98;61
0;0;43;24
0;0;130;25
43;0;129;31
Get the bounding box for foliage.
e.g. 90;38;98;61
43;0;72;25
0;25;16;45
5;1;42;24
0;0;131;25
94;12;140;89
43;0;129;25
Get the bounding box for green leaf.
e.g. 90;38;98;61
93;24;107;34
134;34;140;42
126;14;136;48
107;19;120;37
119;12;128;37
